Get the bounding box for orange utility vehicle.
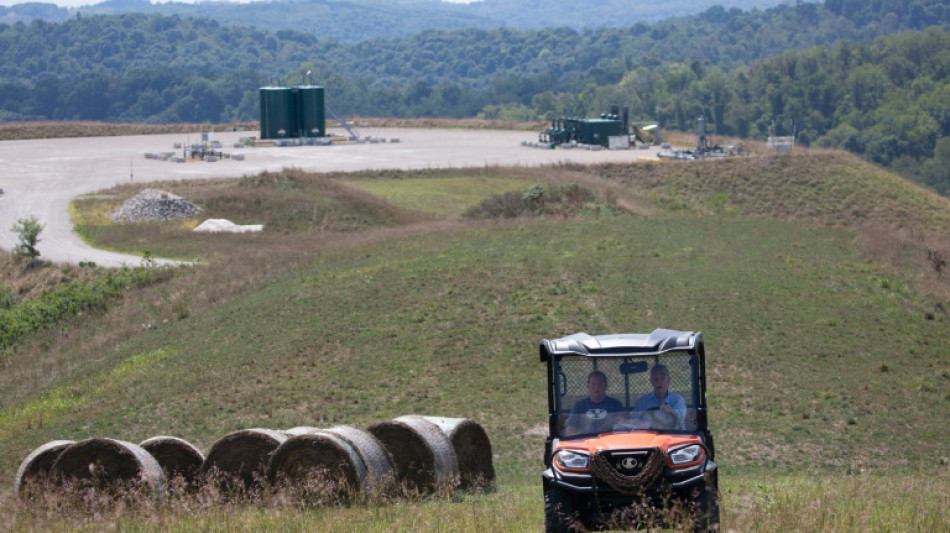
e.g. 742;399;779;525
540;330;719;532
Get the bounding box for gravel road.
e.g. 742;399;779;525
0;128;658;267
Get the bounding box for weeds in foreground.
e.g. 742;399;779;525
11;473;949;532
552;488;716;532
4;483;535;532
0;265;176;354
8;470;480;532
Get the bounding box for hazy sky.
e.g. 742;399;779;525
0;0;480;7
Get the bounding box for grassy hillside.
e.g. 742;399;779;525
2;149;950;530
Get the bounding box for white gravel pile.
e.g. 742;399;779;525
110;189;203;222
193;219;264;234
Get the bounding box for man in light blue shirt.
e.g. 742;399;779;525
633;364;687;430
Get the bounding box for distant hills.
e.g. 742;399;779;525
2;0;798;41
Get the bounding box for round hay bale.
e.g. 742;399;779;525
366;416;458;494
201;428;287;490
139;436;204;485
14;440;74;499
283;426;321;437
267;431;365;501
50;438;165;496
420;416;495;489
325;425;395;491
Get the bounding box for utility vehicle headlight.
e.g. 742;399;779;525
668;444;703;466
555;450;590;471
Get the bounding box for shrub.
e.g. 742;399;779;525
0;285;16;310
11;216;44;263
462;183;598;220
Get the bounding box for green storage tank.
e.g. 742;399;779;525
295;85;325;138
259;87;296;140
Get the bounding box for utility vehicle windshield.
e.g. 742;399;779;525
554;352;698;438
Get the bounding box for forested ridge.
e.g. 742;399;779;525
640;28;950;194
2;0;793;42
0;0;948;192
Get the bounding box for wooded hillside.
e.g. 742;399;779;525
1;0;793;41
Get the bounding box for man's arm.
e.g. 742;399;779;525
670;393;687;428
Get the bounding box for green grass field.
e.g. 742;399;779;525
2;148;950;531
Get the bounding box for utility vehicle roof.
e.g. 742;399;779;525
539;329;699;362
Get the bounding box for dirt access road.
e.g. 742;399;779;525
0;127;659;267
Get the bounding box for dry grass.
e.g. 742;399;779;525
725;472;950;532
5;472;949;532
73;165;644;261
0;216;470;414
2;479;536;532
0;122;258;141
0;255;105;303
856;225;950;302
587;150;950;299
71;168;436;261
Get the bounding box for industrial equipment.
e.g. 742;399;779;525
539;113;626;148
259;85;327;140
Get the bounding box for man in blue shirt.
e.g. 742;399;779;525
565;371;624;436
633;364;687;430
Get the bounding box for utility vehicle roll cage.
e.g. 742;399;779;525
539;329;713;458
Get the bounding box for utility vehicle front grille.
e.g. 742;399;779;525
601;449;653;477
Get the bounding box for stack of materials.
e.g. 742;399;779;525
109;189;203;222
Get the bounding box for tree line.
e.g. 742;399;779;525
1;0;792;42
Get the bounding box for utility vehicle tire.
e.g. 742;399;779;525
692;483;720;533
544;486;580;533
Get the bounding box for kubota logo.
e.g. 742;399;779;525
619;457;639;470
